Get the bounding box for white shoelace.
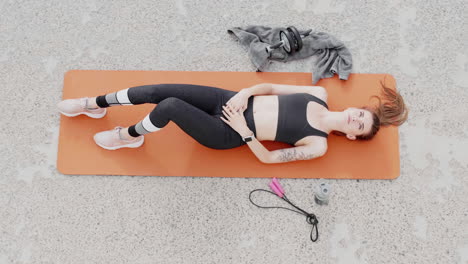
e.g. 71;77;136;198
115;127;126;141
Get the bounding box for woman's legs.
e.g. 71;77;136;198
91;84;244;149
133;97;244;149
94;84;234;114
92;84;236;139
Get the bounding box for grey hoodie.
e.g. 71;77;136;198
228;25;353;84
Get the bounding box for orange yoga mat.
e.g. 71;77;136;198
57;70;400;179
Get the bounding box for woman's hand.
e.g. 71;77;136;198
220;104;252;137
226;89;251;113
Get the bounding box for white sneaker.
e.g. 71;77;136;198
57;97;107;118
94;127;144;150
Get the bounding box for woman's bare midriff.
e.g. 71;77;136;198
252;95;328;146
252;95;279;141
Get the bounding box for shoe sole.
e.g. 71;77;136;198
59;109;107;119
95;137;145;150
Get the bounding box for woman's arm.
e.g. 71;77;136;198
265;144;327;164
243;135;327;164
238;132;271;163
220;104;327;164
243;83;272;96
244;83;327;97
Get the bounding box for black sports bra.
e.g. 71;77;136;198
275;93;328;145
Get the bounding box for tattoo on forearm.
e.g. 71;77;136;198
278;149;317;162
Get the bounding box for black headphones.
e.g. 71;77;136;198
266;26;311;55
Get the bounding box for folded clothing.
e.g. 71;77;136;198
228;25;353;84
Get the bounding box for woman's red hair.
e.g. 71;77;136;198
333;82;409;140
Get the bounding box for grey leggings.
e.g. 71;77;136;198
96;84;256;149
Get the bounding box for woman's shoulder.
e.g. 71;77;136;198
307;86;328;103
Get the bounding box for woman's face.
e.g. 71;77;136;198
343;108;374;140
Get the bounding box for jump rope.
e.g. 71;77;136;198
249;178;330;242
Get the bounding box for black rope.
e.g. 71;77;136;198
249;189;319;242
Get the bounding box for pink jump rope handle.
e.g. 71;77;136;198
272;178;285;196
269;182;284;198
269;178;285;198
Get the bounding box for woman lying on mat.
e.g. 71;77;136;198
57;83;408;163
